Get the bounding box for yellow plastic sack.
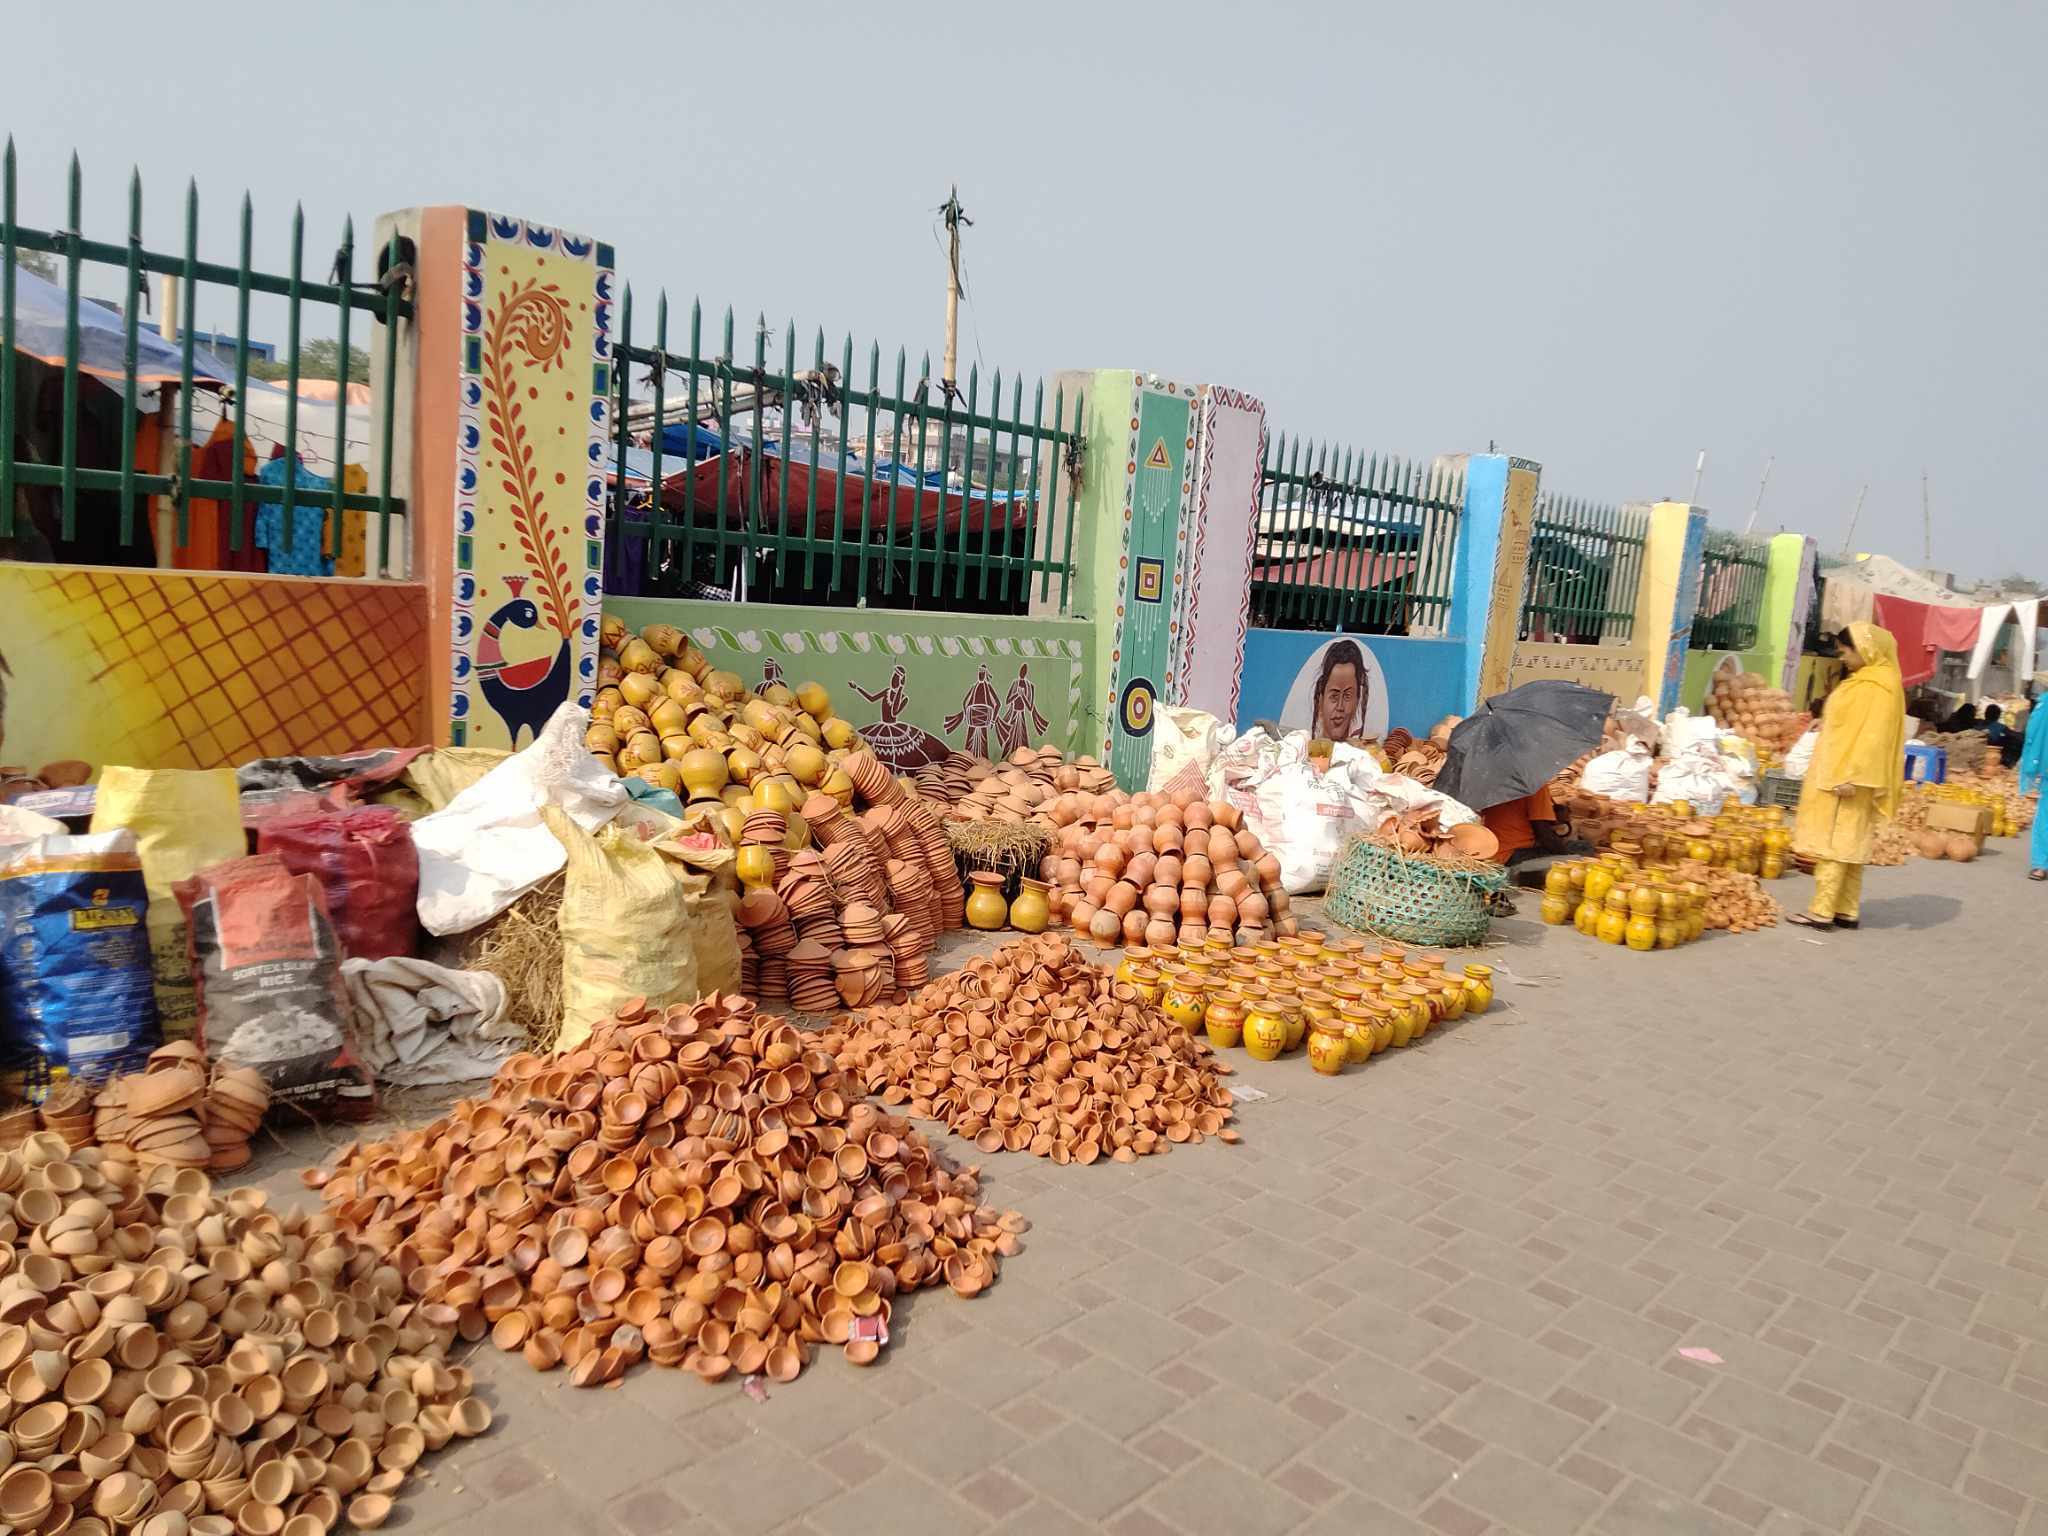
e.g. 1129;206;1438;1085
89;766;245;1041
682;883;742;998
402;748;511;814
548;809;700;1053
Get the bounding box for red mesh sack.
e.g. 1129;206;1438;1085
256;807;419;961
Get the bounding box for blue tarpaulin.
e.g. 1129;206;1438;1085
7;265;235;385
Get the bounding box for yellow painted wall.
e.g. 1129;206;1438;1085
1507;640;1650;701
0;564;429;774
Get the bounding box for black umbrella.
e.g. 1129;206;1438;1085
1434;680;1614;813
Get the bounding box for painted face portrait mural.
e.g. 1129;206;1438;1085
1277;638;1390;743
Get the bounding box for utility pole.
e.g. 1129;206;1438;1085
1841;483;1868;554
1742;454;1775;537
938;187;970;401
1921;469;1932;566
1689;450;1707;506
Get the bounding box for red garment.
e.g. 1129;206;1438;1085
174;418;266;573
1872;595;1980;686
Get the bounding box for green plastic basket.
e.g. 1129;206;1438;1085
1324;837;1507;947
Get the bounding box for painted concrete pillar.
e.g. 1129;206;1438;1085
1059;368;1266;789
1636;501;1710;715
376;207;614;749
1763;533;1817;692
1448;453;1543;709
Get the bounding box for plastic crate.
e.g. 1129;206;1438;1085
1758;773;1803;808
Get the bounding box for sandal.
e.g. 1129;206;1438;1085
2031;869;2048;882
1833;917;1860;930
1786;912;1833;929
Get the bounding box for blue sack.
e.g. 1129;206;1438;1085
0;830;161;1095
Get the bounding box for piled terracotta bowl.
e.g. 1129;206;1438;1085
309;994;1025;1387
0;1133;490;1533
91;1044;272;1173
920;746;1117;818
825;934;1239;1165
35;1079;94;1148
1039;788;1294;948
735;752;960;1014
0;1105;35;1154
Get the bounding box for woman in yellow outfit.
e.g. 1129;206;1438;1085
1787;621;1907;930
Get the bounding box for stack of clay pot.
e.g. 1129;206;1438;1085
91;1044;272;1173
928;746;1118;822
1038;788;1294;948
0;1106;35;1154
589;618;862;811
736;749;959;1012
310;993;1025;1387
35;1080;94;1148
825;934;1239;1165
1708;668;1807;754
0;1132;490;1533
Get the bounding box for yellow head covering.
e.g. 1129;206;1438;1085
1812;621;1908;818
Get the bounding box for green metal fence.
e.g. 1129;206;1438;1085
1691;528;1772;651
1517;495;1649;644
1248;443;1461;633
607;292;1084;614
1;142;408;572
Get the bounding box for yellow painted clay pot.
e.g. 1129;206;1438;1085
1597;906;1629;945
1162;977;1210;1034
1461;964;1493;1015
965;873;1010;932
1624;913;1657;951
1203;995;1244;1050
1242;1000;1287;1062
1008;878;1051;934
1306;1021;1349;1076
734;845;775;891
1339;1004;1375;1064
1540;893;1573;926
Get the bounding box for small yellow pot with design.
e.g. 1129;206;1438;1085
1306;1019;1349;1076
1460;964;1494;1015
1162;975;1210;1034
1204;993;1245;1050
1273;995;1306;1052
1242;998;1288;1061
1338;1003;1375;1064
1114;947;1155;988
1385;1003;1414;1049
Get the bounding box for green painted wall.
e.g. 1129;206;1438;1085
1679;533;1813;710
603;597;1097;765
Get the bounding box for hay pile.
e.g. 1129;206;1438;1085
458;874;566;1051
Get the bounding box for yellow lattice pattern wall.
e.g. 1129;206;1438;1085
0;564;428;774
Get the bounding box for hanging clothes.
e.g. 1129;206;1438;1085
1967;598;2039;684
335;464;372;577
175;417;265;572
253;455;336;577
1870;595;1980;688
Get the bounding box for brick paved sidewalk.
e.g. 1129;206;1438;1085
266;849;2048;1535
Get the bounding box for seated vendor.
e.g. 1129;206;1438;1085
1481;786;1573;867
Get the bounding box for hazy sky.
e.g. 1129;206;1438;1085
10;1;2043;580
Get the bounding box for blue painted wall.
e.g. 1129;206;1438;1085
1235;630;1467;739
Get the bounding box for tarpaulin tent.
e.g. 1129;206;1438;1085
6;266;234;384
